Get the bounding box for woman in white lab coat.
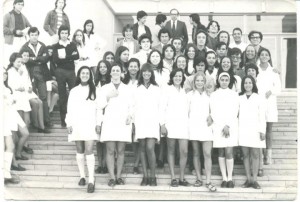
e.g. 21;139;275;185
187;72;216;191
98;64;132;187
256;48;281;166
210;72;239;188
66;66;100;193
239;75;266;189
133;63;161;186
160;68;191;187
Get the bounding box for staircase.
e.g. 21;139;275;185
5;90;297;200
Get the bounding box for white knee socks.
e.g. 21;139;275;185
4;152;13;178
76;153;85;178
226;158;234;181
86;154;95;183
218;157;227;181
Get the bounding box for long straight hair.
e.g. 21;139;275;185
3;71;13;94
123;58;140;84
94;60;111;87
137;63;158;87
147;49;164;74
83;19;94;35
72;29;85;46
239;75;258;95
75;66;96;100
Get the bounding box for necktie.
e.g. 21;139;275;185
172;21;176;36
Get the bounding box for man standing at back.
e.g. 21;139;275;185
165;8;188;50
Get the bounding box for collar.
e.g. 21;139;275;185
28;42;42;56
172;20;178;24
59;40;70;47
12;10;21;15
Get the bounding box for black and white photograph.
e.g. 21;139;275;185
1;0;298;200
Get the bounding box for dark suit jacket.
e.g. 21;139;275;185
192;24;207;44
132;23;152;40
165;20;188;48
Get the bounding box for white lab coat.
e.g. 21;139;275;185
232;75;241;93
133;84;161;141
65;84;101;142
84;33;107;67
238;93;266;148
210;88;239;148
160;85;189;139
256;64;281;122
131;49;151;66
154;68;170;90
98;82;133;142
187;91;213;141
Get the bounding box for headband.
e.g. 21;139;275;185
218;72;230;81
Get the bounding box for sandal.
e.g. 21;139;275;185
170;179;178;187
194;179;203;187
206;182;217;192
108;179;116;187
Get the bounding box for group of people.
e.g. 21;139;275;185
3;0;282;195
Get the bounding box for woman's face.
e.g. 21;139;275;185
75;31;83;42
105;54;114;64
110;65;121;79
176;57;187;70
172;40;182;52
173;71;183;86
221;57;231;72
99;62;108;75
217;45;227;57
21;52;29;63
195;75;205;90
206;53;216;66
219;75;230;89
187;47;196;59
13;58;22;69
195;62;206;72
120;50;129;63
56;0;65;10
124;29;133;39
164;47;174;60
244;78;253;93
259;50;270;63
219;32;228;44
247;68;257;79
209;22;218;33
142;70;152;81
196;33;206;46
128;61;139;75
85;23;93;33
246;46;256;60
140;38;151;51
80;68;90;83
150;51;161;66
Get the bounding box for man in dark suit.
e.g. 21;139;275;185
165;8;188;49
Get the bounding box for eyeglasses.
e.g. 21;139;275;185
231;56;241;60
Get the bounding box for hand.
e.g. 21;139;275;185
206;115;213;126
71;51;78;55
161;124;168;137
273;68;281;74
95;125;101;134
222;125;230;138
17;87;25;92
67;126;73;134
125;116;131;125
107;89;118;101
265;90;272;99
16;30;23;36
260;133;266;141
28;87;32;93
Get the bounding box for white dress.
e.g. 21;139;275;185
232;75;242;93
256;64;281;122
84;33;107;67
238;93;266;148
154;68;170;90
205;68;218;85
126;79;138;142
65;84;101;142
98;82;133;142
131;49;152;66
3;86;26;134
187;91;213;141
133;84;161;141
74;45;92;75
7;66;33;112
160;85;189;140
210;88;239;148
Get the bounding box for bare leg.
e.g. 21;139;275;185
178;139;188;181
167;138;176;180
202;141;213;184
116;142;126;179
105;141;116;179
146;138;156;178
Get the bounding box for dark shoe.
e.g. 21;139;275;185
61;121;67;128
221;181;227;188
252;181;261;189
44;121;54;128
4;177;20;184
170;179;178;187
179;179;192;186
140;177;148;186
108;179;116;187
87;182;95;193
258;169;264;177
149;177;157;186
11;165;26;171
78;178;86;186
38;128;50;133
16;155;29;160
102;167;108;174
194;179;203;187
116;178;125;185
242;180;252;188
23;146;33;154
157;160;164;168
133;167;139;174
227;180;234;188
95;166;103;174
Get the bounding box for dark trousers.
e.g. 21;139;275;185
33;70;50;124
55;68;76;122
